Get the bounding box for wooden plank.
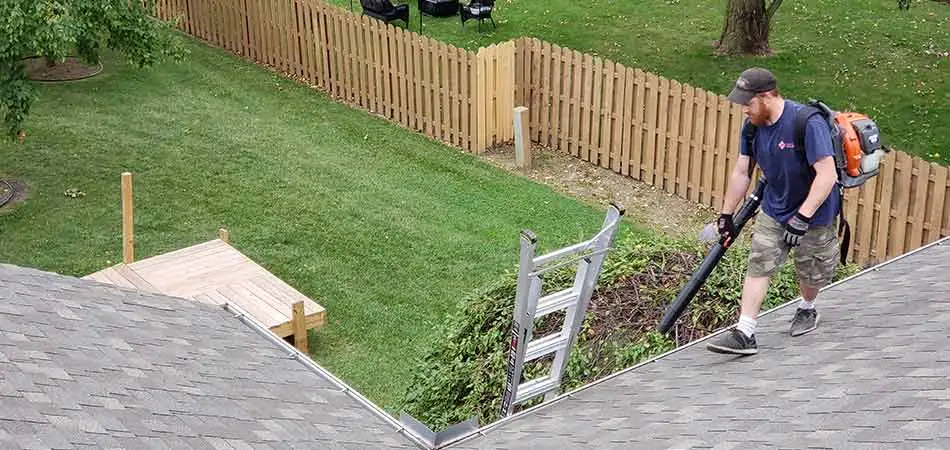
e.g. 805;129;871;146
874;153;897;260
121;172;134;264
216;283;287;328
530;39;543;142
114;265;161;294
549;44;563;151
855;176;877;264
925;163;948;244
579;53;594;162
689;88;707;203
713;97;731;207
907;156;930;251
450;47;461;147
252;273;325;316
460;48;471;151
129;239;229;271
599;61;615;170
700;92;718;208
589;57;604;166
665;80;682;194
654;76;670;189
85;267;134;289
610;65;625;173
414;34;425;134
422;37;433;137
676;84;695;199
538;41;552;147
569;50;583;157
630;69;645;180
889;151;913;258
503;41;516;142
619;67;634;176
293;301;309;353
641;72;659;186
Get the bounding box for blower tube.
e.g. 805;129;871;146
657;177;767;334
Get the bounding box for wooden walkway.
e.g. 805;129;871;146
84;238;326;344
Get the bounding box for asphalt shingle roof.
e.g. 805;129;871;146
0;263;420;449
447;237;950;449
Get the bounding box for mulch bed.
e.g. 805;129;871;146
23;56;102;82
0;179;28;212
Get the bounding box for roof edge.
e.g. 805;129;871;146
439;235;950;448
221;302;434;450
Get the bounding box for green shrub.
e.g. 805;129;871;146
397;229;860;430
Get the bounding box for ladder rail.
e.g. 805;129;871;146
500;203;625;418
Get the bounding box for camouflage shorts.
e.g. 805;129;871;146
747;213;840;288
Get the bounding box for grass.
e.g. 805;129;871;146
0;37;640;410
331;0;950;165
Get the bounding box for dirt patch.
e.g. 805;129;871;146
23;56;103;82
0;178;29;214
480;144;717;239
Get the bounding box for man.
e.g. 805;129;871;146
706;67;841;355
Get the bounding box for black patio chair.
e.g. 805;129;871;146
361;0;410;28
459;0;495;31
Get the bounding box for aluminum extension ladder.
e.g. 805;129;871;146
500;203;625;417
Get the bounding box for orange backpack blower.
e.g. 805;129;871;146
803;100;891;189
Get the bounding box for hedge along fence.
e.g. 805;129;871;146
152;0;948;267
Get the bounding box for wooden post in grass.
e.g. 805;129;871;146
513;106;531;169
292;301;308;354
218;228;229;243
121;172;134;264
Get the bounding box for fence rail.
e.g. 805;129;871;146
153;0;948;266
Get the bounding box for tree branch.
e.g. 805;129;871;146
766;0;784;21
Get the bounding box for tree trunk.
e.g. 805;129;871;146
713;0;780;56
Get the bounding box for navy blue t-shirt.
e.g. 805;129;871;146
740;100;840;226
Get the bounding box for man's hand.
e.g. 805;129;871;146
718;213;736;245
783;212;811;246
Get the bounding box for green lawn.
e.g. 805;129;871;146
333;0;949;165
0;38;636;410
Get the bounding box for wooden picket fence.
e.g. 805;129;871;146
152;0;948;266
154;0;514;152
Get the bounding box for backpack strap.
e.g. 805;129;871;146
743;122;757;178
794;104;850;265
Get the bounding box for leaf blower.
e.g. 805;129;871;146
657;177;767;335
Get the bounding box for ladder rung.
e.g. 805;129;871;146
536;288;578;317
525;333;570;362
515;375;560;404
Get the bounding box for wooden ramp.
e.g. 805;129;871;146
84;239;326;342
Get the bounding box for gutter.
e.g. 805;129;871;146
222;301;434;450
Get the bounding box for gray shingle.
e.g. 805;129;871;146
0;263;419;449
448;238;950;449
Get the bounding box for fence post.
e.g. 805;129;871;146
514;106;531;169
121;172;134;264
292;301;309;354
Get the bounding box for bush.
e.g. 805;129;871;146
397;229;860;430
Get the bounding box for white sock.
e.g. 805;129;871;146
799;299;815;310
737;314;757;338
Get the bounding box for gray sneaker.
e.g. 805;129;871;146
790;308;819;336
706;329;758;355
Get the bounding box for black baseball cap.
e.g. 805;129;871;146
727;68;777;105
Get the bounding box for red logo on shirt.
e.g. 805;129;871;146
778;140;796;150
